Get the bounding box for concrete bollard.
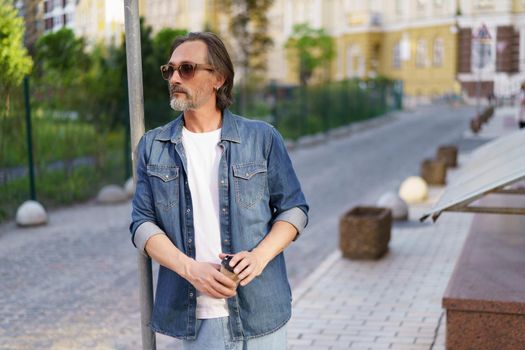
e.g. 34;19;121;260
399;176;429;204
124;178;136;197
97;185;128;204
377;192;409;221
16;200;48;227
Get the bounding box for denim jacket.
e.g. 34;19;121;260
130;109;309;340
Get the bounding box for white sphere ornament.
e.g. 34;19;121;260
398;176;429;204
16;200;48;227
124;178;135;197
377;192;409;220
97;185;128;204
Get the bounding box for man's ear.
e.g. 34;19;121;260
215;73;226;90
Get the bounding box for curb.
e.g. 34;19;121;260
291;249;342;306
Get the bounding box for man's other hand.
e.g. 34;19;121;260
220;251;268;287
185;260;237;299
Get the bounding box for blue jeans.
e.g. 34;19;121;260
181;317;287;350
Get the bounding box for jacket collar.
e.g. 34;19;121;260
154;109;241;144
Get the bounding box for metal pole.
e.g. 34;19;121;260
476;42;482;116
123;1;155;350
23;76;36;201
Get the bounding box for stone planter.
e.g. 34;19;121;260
339;206;392;260
420;158;447;185
436;145;458;168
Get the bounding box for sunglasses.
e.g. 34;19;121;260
160;62;214;80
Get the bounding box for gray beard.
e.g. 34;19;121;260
170;97;193;111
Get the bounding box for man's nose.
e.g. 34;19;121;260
169;68;183;84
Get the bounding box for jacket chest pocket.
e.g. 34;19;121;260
232;162;267;208
147;164;179;210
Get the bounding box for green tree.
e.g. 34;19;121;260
285;23;335;86
152;28;188;64
0;0;33;172
81;43;126;132
0;0;33;110
33;28;89;111
146;28;188;103
35;28;88;81
222;0;274;113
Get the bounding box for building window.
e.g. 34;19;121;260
346;47;353;77
45;17;53;30
433;37;444;66
346;45;363;78
416;39;428;67
392;41;401;69
65;12;73;25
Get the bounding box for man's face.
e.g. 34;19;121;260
167;40;219;111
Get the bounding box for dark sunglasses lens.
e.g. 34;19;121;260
179;64;195;79
161;65;173;80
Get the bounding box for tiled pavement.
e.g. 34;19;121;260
287;196;472;350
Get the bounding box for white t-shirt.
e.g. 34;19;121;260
182;126;229;319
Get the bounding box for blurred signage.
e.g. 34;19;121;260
472;24;492;69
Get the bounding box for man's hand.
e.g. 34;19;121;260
219;251;268;287
184;260;237;299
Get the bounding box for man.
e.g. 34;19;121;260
130;32;308;349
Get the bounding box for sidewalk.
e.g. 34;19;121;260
286;104;519;350
287;173;472;350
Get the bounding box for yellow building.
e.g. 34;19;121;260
330;0;459;101
378;24;458;97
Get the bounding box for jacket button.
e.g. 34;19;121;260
188;238;192;243
189;292;194;297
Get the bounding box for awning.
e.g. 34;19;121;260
420;129;525;222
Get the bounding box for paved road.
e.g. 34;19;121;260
0;104;478;349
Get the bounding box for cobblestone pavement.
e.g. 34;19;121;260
2;103;508;350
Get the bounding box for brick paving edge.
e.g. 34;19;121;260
291;250;342;306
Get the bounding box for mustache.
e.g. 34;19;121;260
169;84;189;95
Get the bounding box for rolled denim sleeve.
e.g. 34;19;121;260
274;207;308;233
129;134;162;251
134;222;166;256
267;127;309;237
